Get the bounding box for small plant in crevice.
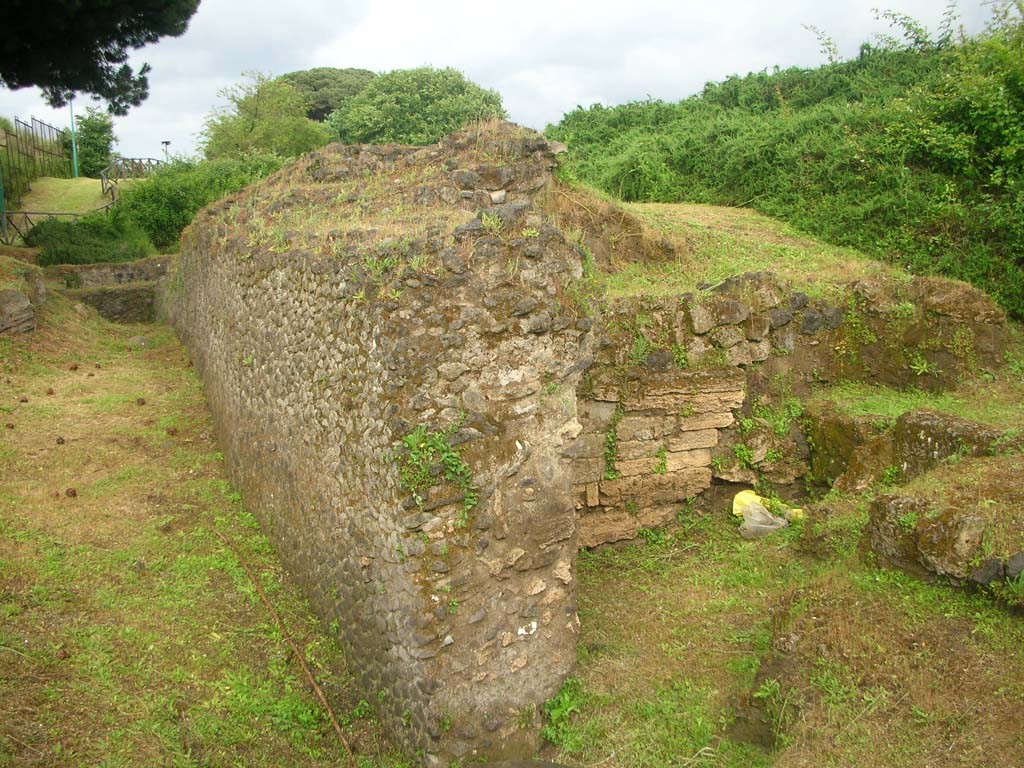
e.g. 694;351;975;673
627;332;652;365
481;212;503;236
603;404;625;480
396;424;478;514
733;442;756;470
652;445;668;475
907;349;938;377
671;343;689;369
897;510;919;531
881;465;902;487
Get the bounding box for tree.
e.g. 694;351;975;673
329;67;506;145
0;0;200;115
278;68;377;122
199;74;333;160
74;108;117;177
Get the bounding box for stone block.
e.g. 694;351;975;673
599;466;711;506
746;314;771;341
665;449;711;471
617;415;678;442
0;289;35;335
572;457;604;485
679;412;735;431
710;325;745;349
666;429;719;451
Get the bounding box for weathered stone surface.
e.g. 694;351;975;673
599;467;711;506
917;511;986;579
0;289;35;334
893;410;1013;478
48;255;169;288
1006;551;1024;580
768;307;793;329
68;283;156;323
710;325;745;349
689;303;714;334
905;277;1005;324
968;558;1004;587
746;314;771;341
866;495;929;573
665;430;719;451
158;123;590;764
711;297;749;326
803;402;883;485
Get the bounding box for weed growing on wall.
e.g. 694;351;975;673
397;424;478;513
602;405;625;480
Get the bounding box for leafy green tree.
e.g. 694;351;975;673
200;74;333;160
329;67;506;145
0;0;200;115
73;107;117;177
278;68;377;121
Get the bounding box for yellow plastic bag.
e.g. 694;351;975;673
732;490;804;539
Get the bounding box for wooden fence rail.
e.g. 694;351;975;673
99;157;165;201
0;203;115;246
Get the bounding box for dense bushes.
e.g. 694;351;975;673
26;154;282;262
329;67;506;145
119;155;283;249
26;210;152;267
547;9;1024;317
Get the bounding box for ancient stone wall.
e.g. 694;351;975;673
573;273;1010;546
159;126;593;765
155;121;1014;761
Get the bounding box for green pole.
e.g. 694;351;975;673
0;162;6;242
69;98;79;178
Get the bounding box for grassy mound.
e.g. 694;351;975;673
547;10;1024;318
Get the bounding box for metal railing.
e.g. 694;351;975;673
0;117;72;207
99;157;165;201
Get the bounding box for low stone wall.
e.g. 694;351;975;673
48;254;169;288
67;283;156;323
155;122;1015;762
572;272;1010;546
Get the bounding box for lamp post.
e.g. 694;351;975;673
161;140;171;162
68;98;80;178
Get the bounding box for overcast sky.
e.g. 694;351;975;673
0;0;995;160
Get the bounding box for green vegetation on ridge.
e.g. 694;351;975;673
547;6;1024;317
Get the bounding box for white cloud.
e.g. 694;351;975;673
0;0;995;159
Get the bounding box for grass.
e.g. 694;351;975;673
542;500;1024;767
17;176;113;214
604;202;905;300
0;254;40;292
807;376;1024;431
0;289;409;766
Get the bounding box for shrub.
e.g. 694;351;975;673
26;210;152;266
71;107;116;177
546;9;1024;318
119;155;283;249
329;66;505;145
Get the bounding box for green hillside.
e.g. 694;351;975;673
547;7;1024;317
